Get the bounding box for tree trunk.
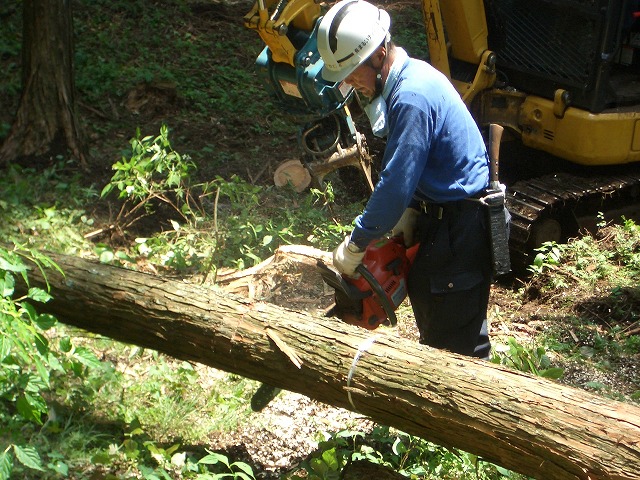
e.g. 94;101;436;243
17;252;640;480
0;0;86;166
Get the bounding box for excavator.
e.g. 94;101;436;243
243;0;640;269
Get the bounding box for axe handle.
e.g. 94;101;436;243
489;123;504;188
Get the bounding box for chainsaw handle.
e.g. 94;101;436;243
355;264;398;327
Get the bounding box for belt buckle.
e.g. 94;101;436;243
420;201;443;219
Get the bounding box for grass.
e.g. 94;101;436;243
0;313;262;479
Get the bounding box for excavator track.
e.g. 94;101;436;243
506;164;640;271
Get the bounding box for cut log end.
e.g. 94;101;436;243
274;159;311;192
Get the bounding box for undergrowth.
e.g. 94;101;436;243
1;130;639;478
96;124;357;272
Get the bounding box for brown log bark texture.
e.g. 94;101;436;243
0;0;86;165
17;252;640;480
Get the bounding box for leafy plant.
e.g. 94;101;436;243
1;246;63;425
90;418;257;479
196;451;256;480
611;218;640;271
285;426;526;480
0;244;104;479
101;124;199;229
100;126;358;272
0;161;97;255
491;337;564;379
527;241;563;275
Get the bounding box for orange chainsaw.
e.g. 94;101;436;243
318;237;419;330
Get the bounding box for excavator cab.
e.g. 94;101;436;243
483;0;640;114
424;0;640;164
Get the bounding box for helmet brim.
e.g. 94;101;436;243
320;62;359;83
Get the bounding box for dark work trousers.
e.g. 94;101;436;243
407;199;492;358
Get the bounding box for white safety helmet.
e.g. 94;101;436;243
317;0;391;83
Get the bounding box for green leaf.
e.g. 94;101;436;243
72;346;103;370
59;336;72;353
18;391;47;420
232;462;255;478
99;250;115;263
20;302;37;321
12;445;44;471
495;465;513;476
0;256;27;273
233;473;254;480
198;452;230;467
0;337;10;362
115;251;134;262
539;353;551;369
320;448;339;471
1;272;15;297
167;171;181;187
35;313;57;330
91;451;113;465
33;332;50;356
540;367;564;379
165;443;181;457
45;352;65;373
100;183;114;198
47;459;69;476
0;450;12;480
309;458;329;475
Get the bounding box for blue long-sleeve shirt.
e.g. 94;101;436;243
350;56;489;249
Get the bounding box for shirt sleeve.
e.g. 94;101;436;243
350;101;434;248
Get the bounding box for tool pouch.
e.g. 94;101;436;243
483;189;511;277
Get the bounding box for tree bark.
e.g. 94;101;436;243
0;0;86;166
17;252;640;480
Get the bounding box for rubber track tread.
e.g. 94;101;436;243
505;166;640;269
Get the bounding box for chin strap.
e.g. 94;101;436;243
365;54;384;98
367;38;389;98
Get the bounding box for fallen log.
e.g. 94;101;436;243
17;252;640;480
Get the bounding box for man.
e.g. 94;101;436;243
317;0;496;358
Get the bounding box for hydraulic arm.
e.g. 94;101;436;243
244;0;373;190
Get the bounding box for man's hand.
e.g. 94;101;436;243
391;208;419;247
332;236;365;277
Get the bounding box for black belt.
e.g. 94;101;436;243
418;194;485;219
